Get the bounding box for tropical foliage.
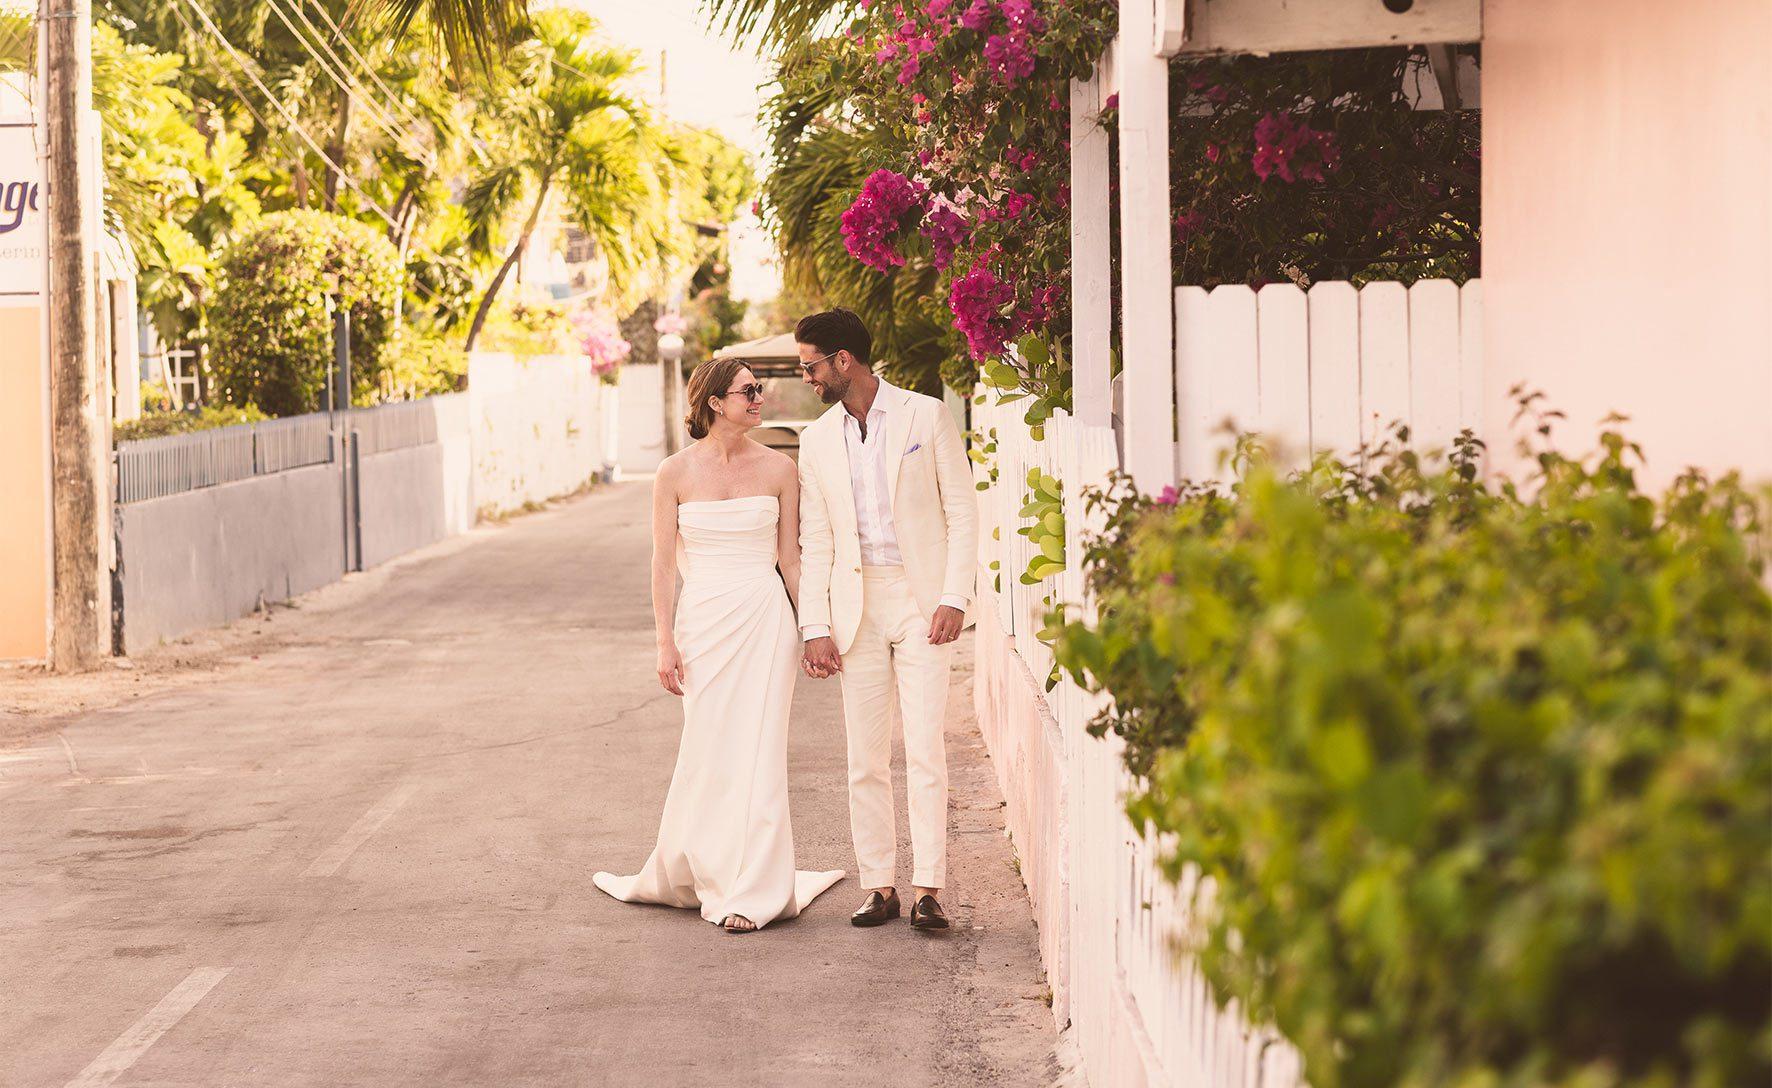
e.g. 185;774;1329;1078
1055;407;1772;1088
10;0;755;419
209;210;404;415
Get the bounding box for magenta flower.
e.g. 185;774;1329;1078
926;0;953;14
960;0;994;31
982;32;1035;85
1155;485;1180;506
919;200;971;271
948;259;1017;359
1252;112;1339;184
841;169;926;272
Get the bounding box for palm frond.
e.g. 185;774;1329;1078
701;0;859;49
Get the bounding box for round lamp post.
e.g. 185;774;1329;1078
656;331;686;454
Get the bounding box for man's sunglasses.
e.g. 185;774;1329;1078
798;351;837;375
722;383;765;403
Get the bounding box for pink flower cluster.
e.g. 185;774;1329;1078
1252;111;1340;183
948;259;1017;359
983;32;1035;84
574;310;632;379
841;169;926;272
653;312;687;335
918;199;971;270
978;191;1036;222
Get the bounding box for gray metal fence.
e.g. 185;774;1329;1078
114;401;460;504
116;414;334;504
350;399;440;456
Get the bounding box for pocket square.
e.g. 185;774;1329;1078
904;442;922;455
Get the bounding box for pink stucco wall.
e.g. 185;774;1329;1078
1483;0;1772;486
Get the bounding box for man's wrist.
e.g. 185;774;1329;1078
801;625;832;642
937;593;969;613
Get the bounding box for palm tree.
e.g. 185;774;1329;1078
375;0;528;74
459;8;685;351
760;39;950;391
702;0;858;48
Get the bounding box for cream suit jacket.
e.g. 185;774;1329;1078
798;385;978;655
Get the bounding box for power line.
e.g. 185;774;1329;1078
171;0;397;228
303;0;431;138
261;0;435;167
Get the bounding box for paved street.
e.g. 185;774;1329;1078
0;482;1059;1087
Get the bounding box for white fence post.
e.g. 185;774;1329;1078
1116;0;1176;491
1071;70;1115;429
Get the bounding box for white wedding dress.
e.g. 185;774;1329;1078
594;495;845;928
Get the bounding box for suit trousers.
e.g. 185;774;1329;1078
840;566;953;890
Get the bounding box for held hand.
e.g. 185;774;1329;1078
928;604;965;645
657;642;685;696
802;636;843;679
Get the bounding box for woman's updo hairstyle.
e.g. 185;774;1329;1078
682;358;751;440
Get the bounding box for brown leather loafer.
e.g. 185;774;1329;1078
909;894;949;931
851;889;901;927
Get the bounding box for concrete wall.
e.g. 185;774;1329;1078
116;356;636;654
1483;0;1772;486
117;463;345;655
357;396;474;570
468;353;609;514
616;363;667;474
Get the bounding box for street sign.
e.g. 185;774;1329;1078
0;119;46;298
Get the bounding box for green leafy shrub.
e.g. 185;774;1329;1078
209;210;403;417
114;404;267;442
372;328;468;403
475;299;574;357
1056;410;1772;1088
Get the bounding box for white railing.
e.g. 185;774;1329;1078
972;390;1308;1088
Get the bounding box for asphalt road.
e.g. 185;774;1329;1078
0;482;1059;1087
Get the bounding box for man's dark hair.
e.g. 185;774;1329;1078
794;308;872;367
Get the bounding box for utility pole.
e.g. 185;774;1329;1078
45;0;105;670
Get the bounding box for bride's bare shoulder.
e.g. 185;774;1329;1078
751;443;796;481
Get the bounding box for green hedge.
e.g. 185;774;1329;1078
114;404;267;443
210;210;403;417
1056;415;1772;1088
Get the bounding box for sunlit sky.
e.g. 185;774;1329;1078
556;0;776;159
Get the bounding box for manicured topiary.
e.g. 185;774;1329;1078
210;210;403;416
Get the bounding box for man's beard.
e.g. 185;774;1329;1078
817;374;848;404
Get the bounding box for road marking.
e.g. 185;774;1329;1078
63;967;230;1088
301;781;418;878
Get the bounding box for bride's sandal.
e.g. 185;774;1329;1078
721;915;757;934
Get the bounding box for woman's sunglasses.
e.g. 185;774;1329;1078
722;383;765;403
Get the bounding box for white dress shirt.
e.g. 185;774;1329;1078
802;380;967;641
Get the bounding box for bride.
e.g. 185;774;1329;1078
593;358;845;933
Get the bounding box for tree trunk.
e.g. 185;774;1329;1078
323;86;352;212
388;170;423;244
462;178;552;352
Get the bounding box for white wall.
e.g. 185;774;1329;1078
616;363;668;474
1483;0;1772;486
467;352;610;515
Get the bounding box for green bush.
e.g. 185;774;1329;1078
114;403;267;442
209;210;403;416
371;327;468;403
1056;410;1772;1088
475;299;573;357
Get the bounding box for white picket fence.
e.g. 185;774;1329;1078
972;394;1308;1088
1174;279;1485;478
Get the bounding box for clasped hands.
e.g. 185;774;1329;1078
800;605;964;680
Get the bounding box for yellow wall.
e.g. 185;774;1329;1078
0;302;49;660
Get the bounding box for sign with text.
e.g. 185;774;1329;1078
0;119;47;297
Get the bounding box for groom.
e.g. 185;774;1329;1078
794;309;978;933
